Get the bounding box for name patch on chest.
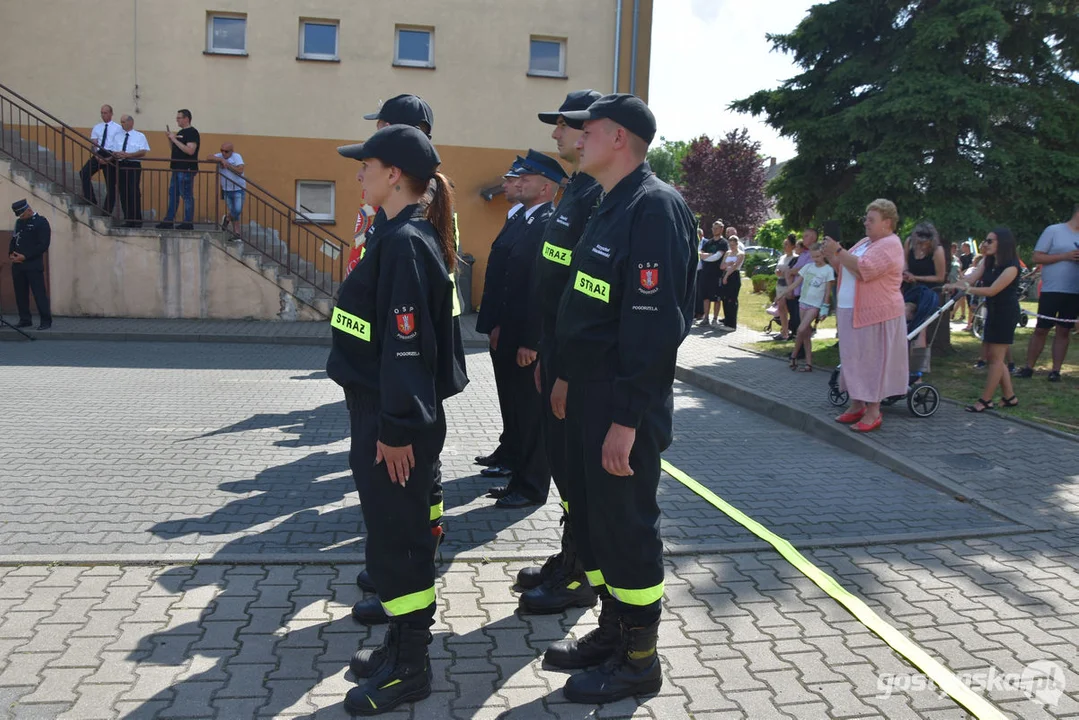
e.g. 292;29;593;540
590;244;612;259
331;307;371;341
542;242;572;267
573;271;610;303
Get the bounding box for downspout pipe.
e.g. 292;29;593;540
613;0;622;93
629;0;640;95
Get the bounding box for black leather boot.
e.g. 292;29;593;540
355;569;376;593
344;623;433;715
517;511;571;589
351;596;389;625
519;568;597;614
562;619;662;704
349;622;397;679
543;593;621;669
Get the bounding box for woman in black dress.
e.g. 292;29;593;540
946;228;1021;412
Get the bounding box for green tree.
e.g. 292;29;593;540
646;136;691;186
754;219;796;250
732;0;1079;247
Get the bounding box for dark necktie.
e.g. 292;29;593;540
101;124;109;149
122;133;129;152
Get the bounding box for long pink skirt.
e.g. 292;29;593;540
837;308;909;403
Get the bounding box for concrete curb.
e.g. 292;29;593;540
1;327;491;350
675;363;1055;535
0;524;1040;567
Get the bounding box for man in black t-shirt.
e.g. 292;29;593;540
156;108;201;230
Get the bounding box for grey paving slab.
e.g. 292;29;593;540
0;341;1014;563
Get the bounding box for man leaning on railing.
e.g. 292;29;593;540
211;142;245;234
79;104;121;212
107;115;150;228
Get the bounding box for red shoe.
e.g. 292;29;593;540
835;408;867;424
851;416;883;433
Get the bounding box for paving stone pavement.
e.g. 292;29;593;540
0;342;1016;562
2;338;1078;717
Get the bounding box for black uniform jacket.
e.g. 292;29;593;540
475;205;525;336
532;172;603;375
9;213;52;272
326;204;468;446
554;163;697;429
490;201;554;356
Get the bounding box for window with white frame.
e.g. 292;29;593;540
529;37;566;77
296;181;335;223
300;19;339;60
394;26;434;67
207;13;247;55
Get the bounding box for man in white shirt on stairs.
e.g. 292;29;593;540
211;143;246;233
79;104;123;212
107;114;151;227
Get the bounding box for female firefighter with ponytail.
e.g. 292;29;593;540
327;124;467;716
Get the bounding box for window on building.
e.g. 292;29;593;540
529;37;566;77
394;27;434;67
207;13;247;55
300;19;339;60
296;181;335;223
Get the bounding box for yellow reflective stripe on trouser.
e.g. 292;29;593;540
608;582;665;607
429;500;444;522
381;586;436;617
584;569;606;588
450;273;462;317
330;307;371;341
542;242;572;266
573;271;610;302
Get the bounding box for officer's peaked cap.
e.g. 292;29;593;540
11;199;29;215
363;94;434;137
561;93;657;145
337;125;441;180
515;149;568;184
538;89;603;125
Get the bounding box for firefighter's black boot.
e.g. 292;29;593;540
543;591;621;669
519;530;596;614
562;619;662;704
516;511;570;589
351;596;389;625
355;569;376;593
344;623;432;715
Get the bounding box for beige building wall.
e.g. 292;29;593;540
0;0;653;309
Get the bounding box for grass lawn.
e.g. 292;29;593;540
737;281;1079;433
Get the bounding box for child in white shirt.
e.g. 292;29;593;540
786;243;835;371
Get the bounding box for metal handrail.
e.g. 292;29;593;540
0;81;349;298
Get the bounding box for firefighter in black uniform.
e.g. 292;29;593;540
327;125;468;716
8;199;52;330
543;95;696;704
477;150;565;508
516;90;605;614
347;95;463;627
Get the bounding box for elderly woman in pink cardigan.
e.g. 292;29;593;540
822;199;909;433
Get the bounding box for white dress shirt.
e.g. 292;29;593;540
105;128;151;158
90;120;123;151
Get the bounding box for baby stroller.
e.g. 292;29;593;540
827;289;959;418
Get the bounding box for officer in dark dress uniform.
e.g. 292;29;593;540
515;90;605;616
346;95;463;628
542;95;696;704
8;199;52;330
328;125;468;716
479;150;565;508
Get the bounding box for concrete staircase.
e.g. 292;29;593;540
0;125;337;319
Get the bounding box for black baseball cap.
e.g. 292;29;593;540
561;93;657;145
515;149;568;184
538;89;603;125
336;125;441;180
363;94;434;136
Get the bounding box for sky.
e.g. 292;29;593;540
649;0;819;162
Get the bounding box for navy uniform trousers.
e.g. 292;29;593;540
562;379;671;625
347;391;444;627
